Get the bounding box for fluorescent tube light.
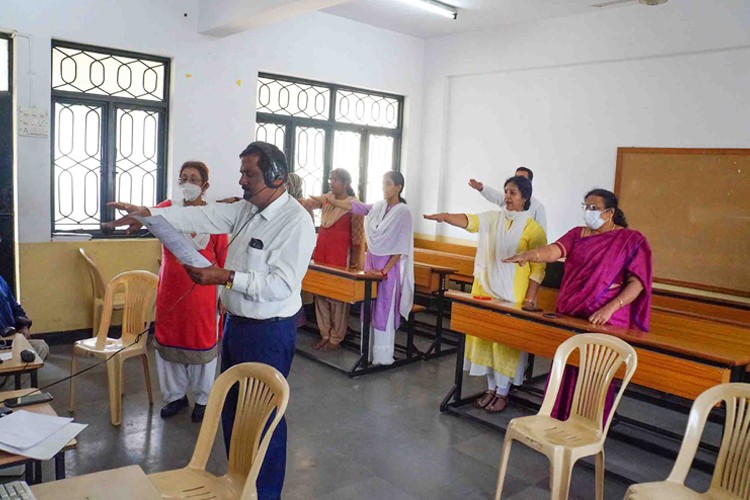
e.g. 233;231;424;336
400;0;458;19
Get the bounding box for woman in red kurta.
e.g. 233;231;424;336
303;168;363;350
154;161;228;422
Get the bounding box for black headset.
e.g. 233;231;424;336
246;141;288;188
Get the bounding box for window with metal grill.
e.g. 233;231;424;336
51;41;169;234
254;73;403;205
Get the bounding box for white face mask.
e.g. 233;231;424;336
583;209;606;230
181;183;203;202
583;210;606;231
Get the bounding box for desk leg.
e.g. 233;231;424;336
31;370;38;388
441;333;465;412
14;374;21;390
55;452;66;480
352;280;373;375
435;273;446;355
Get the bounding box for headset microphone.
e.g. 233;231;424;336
243;183;269;201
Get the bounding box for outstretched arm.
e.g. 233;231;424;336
423;212;469;229
503;243;562;266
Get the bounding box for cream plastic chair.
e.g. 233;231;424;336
69;270;158;426
79;248;126;332
148;362;290;500
495;333;638;500
625;382;750;499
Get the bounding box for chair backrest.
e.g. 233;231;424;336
79;248;107;300
665;383;750;497
95;270;158;346
186;363;290;499
539;333;638;434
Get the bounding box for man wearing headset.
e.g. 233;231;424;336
107;142;315;500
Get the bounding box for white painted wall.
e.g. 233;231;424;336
3;1;424;243
417;0;750;242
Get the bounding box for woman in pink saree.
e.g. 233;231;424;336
504;188;652;420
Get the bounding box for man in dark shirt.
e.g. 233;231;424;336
0;275;48;360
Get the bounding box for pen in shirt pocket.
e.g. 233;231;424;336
249;238;264;250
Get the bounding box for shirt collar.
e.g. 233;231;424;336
253;191;290;221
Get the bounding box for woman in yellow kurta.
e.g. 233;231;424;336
424;175;546;412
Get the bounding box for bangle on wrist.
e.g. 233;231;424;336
533;250;540;262
617;297;624;309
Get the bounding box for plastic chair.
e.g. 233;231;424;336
69;270;158;426
148;362;290;500
624;382;750;499
495;333;638;500
79;248;126;332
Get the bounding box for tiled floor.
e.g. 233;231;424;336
9;325;714;499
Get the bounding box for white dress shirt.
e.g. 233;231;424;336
481;185;547;234
150;192;316;320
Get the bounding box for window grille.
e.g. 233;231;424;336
51;41;169;233
254;73;403;205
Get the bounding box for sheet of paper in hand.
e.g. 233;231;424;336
135;215;212;268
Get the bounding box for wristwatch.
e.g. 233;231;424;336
225;271;236;290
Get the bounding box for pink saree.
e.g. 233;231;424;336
549;227;652;421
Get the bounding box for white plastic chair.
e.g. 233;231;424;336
148;362;290;499
495;333;638;500
624;382;750;499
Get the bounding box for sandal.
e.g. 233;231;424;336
321;342;341;351
312;339;328;350
473;390;496;409
485;394;508;413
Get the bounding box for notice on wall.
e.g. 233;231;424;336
18;107;49;137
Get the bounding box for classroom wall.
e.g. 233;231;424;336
415;0;750;243
19;240;161;333
3;0;424;332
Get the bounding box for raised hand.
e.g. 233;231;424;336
103;202;152;234
216;196;241;204
423;213;448;223
502;253;529;266
468;178;484;191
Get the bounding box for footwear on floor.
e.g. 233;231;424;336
312;339;328;350
473;390;496;409
485;394;508;413
191;403;206;423
160;395;188;419
321;342;341;351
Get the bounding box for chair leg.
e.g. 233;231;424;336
549;456;573;500
595;450;605;500
106;357;122;426
142;354;154;405
494;437;514;500
68;352;78;413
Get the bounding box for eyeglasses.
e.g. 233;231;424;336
179;177;204;186
581;203;611;211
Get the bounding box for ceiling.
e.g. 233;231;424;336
322;0;646;39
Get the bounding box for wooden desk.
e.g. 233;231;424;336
413;248;475;287
301;261;420;376
444;291;750;404
0;334;44;389
0;389;77;484
413;262;458;358
31;465;161;499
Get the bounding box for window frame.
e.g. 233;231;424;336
0;33;11;94
255;73;403;202
50;40;170;237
